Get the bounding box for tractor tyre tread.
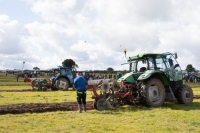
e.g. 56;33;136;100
142;78;166;107
176;85;193;104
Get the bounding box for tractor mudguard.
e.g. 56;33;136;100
118;72;135;84
137;70;155;80
137;70;169;85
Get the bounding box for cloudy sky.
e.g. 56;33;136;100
0;0;200;71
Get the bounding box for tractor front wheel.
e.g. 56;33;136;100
176;85;193;104
142;78;166;107
55;78;69;91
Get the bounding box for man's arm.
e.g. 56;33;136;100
73;78;78;89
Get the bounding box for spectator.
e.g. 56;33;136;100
73;72;88;113
16;72;19;82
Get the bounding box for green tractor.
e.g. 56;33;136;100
116;49;193;107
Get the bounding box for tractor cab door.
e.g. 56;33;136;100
162;53;182;82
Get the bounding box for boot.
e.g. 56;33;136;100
83;104;86;112
78;104;82;113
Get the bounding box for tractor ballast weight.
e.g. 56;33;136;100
92;51;193;110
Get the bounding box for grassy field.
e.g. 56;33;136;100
0;72;200;133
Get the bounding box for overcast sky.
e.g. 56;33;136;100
0;0;200;71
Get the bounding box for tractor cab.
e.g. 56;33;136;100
127;52;182;82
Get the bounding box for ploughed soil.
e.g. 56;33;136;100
0;101;94;115
0;89;95;115
0;90;199;115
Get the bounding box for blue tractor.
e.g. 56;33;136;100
50;66;75;91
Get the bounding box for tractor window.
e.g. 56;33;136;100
147;57;154;70
165;54;180;70
60;68;73;76
137;60;147;72
129;61;136;72
155;57;166;71
66;69;73;76
60;69;67;75
164;53;182;81
147;56;166;71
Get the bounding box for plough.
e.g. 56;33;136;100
72;78;126;111
88;79;138;111
24;78;50;91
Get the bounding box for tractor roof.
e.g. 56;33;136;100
58;66;71;68
47;66;72;71
127;53;160;61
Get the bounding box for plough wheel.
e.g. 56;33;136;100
93;98;108;111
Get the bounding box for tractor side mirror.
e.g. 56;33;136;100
174;52;178;59
174;64;179;69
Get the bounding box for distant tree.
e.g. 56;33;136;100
107;67;114;71
33;66;40;70
185;64;195;72
62;59;79;70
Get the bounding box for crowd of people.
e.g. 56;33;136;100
183;74;200;83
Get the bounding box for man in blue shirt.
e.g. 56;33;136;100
74;72;88;113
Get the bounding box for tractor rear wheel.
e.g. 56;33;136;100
176;85;193;104
142;78;166;107
55;78;69;91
